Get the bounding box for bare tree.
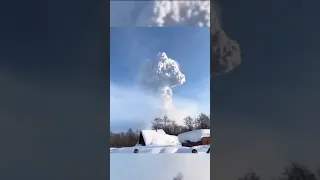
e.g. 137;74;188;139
238;171;260;180
168;120;187;136
195;113;210;129
110;129;139;147
184;116;195;130
163;115;171;126
235;163;320;180
282;163;317;180
151;117;164;130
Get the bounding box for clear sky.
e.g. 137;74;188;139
211;0;320;179
110;27;210;132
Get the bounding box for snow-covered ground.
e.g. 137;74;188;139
110;145;210;154
110;154;210;180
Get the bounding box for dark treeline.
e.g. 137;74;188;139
170;163;320;180
110;113;210;147
237;163;320;180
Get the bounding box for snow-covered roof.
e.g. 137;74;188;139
178;129;210;143
139;129;181;146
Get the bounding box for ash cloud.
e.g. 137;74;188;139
110;1;210;27
139;52;186;112
211;0;242;75
110;30;210;129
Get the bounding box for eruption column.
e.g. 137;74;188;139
211;0;242;75
139;52;186;113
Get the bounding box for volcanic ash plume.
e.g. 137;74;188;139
212;29;241;74
111;1;210;27
139;52;186;111
211;0;242;75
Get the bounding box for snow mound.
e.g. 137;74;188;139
178;129;210;143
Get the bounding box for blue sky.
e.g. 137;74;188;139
110;27;210;132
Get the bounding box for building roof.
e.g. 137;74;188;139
138;129;181;146
178;129;210;143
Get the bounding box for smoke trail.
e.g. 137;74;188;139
139;52;186;112
211;0;242;75
111;1;210;27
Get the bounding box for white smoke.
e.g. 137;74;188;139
110;1;210;27
211;0;242;75
139;52;186;112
